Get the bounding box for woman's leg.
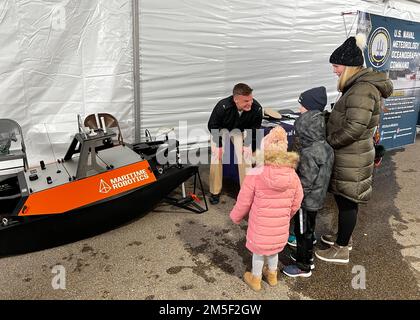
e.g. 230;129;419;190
335;195;358;246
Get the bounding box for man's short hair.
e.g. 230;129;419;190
233;83;253;96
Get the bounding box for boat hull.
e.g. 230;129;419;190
0;165;198;256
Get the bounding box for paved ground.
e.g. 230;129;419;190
0;139;419;300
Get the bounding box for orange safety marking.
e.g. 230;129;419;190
189;193;201;203
19;160;156;216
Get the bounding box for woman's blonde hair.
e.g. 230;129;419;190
338;66;364;91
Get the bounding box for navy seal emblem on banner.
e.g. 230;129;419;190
368;27;391;67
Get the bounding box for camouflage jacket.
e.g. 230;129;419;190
294;111;334;211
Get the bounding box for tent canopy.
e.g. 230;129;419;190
0;0;419;166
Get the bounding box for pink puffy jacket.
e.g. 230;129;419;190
230;151;303;256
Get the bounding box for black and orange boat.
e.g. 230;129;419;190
0;116;207;256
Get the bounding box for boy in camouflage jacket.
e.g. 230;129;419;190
283;87;334;277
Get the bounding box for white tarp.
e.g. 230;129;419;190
1;0;420;166
138;0;420;149
0;0;133;166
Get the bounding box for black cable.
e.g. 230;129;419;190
96;153;111;167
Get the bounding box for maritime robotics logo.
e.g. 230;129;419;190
99;179;112;194
368;27;391;68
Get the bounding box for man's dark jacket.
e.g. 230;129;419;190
207;95;263;150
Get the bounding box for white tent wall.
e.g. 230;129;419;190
0;0;133;167
1;0;420;167
138;0;420;150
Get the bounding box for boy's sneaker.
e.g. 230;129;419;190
289;252;315;270
287;235;297;247
321;234;353;250
315;244;349;263
282;265;312;278
288;234;316;246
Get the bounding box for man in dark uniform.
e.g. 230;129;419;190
207;83;263;204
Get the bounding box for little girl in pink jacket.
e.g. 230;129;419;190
230;126;303;291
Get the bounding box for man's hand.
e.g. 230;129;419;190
242;145;253;163
211;145;223;162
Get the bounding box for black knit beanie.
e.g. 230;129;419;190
298;86;327;112
329;36;364;66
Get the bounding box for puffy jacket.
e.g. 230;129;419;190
294;111;334;211
230;150;303;256
327;68;393;203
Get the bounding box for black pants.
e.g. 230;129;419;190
294;209;317;272
335;195;358;247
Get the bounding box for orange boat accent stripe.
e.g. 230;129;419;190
19;160;156;216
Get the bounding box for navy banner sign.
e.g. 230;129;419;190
358;12;420;149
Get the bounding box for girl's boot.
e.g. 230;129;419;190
243;272;262;291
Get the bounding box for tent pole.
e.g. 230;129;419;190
132;0;141;143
